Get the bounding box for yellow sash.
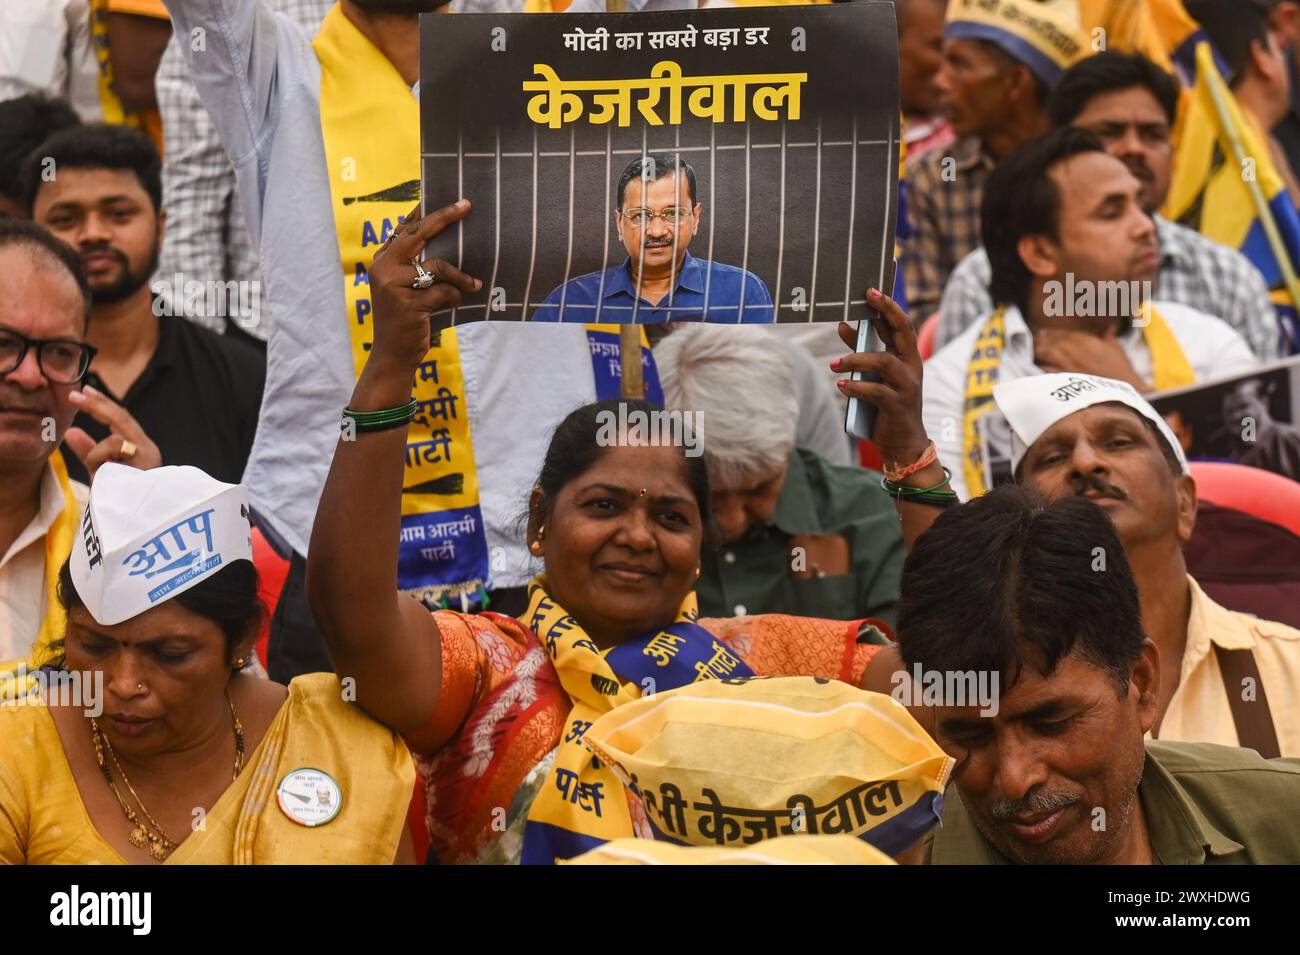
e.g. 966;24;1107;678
961;304;1196;496
315;8;663;604
30;454;79;670
315;5;488;604
0;456;79;687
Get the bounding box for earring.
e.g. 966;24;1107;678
530;540;543;555
694;566;701;580
234;658;247;669
537;524;546;540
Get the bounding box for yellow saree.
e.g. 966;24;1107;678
0;673;413;864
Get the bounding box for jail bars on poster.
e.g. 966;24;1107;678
418;4;900;328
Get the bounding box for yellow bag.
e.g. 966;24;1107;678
565;834;894;865
581;676;953;857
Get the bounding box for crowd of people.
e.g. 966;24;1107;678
1;0;1299;867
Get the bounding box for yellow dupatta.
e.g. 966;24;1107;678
961;303;1196;496
315;4;490;605
173;674;414;864
0;674;412;864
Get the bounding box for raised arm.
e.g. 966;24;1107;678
161;0;315;238
155;35;240;335
306;201;481;736
834;289;952;552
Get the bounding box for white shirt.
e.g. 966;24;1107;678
922;302;1260;500
0;465;88;663
0;0;101;121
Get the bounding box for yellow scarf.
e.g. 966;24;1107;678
0;674;412;864
521;578;747;862
194;673;413;865
962;303;1196;496
315;5;488;604
33;454;79;668
314;8;663;604
0;456;80;685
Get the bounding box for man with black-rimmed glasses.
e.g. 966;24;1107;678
0;219;159;663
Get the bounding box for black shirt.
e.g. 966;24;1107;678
61;316;266;485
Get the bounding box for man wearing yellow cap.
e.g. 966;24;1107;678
904;0;1087;322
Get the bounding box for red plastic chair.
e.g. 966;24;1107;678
250;527;290;671
1189;461;1300;537
917;312;939;362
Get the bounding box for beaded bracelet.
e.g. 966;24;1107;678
341;398;419;434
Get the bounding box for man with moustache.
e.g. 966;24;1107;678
0;220;161;662
531;155;774;324
899;484;1300;865
937;52;1282;361
835;290;1300;759
21;124;265;486
919;127;1260;501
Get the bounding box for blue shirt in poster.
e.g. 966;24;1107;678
530;252;775;324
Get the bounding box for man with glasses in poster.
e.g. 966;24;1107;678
532;154;775;324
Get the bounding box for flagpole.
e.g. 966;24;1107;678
603;0;646;398
1199;44;1300;331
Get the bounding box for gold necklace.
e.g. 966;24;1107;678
90;691;245;862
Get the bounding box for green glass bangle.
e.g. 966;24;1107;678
905;491;961;508
881;467;954;498
341;398;419;433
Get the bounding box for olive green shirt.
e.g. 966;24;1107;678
925;741;1300;865
695;447;905;627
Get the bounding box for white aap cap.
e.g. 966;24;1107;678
992;373;1189;478
70;463;253;626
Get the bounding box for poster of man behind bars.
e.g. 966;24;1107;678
418;3;900;327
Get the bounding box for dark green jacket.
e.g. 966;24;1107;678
925;741;1300;865
695;447;904;627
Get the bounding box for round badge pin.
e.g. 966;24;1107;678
276;768;343;827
